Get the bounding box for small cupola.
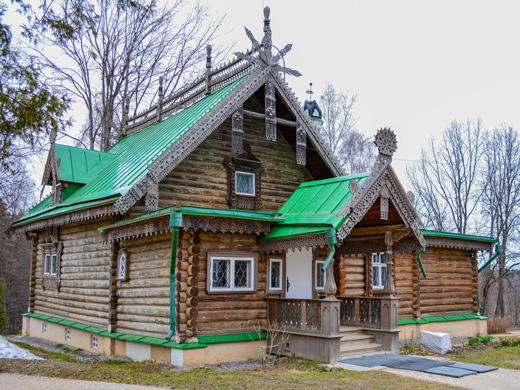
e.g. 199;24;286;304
303;83;323;128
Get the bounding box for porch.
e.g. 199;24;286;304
265;295;399;362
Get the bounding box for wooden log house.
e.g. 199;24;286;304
13;8;497;365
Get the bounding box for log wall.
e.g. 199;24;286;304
158;116;312;211
116;233;171;337
418;248;475;316
33;218;114;327
196;231;267;336
394;252;414;318
337;255;366;297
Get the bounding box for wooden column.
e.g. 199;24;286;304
411;250;421;318
296;122;306;165
176;229;200;343
383;231;396;296
365;253;372;296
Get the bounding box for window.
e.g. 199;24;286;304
315;260;326;290
91;335;98;349
117;249;128;281
65;328;71;341
44;254;57;276
235;171;255;196
42;322;48;333
209;254;255;292
269;259;283;291
372;252;387;289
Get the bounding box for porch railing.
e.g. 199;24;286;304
266;297;322;333
338;296;398;330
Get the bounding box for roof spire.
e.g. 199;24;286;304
306;82;314;101
205;44;213;95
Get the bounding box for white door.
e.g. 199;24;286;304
285;248;313;299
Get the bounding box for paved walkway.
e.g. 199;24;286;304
335;355;520;390
0;373;168;390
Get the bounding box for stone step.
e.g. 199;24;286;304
339;343;383;358
340;333;376;345
339;326;364;333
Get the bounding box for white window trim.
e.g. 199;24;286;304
235;171;256;196
315;260;326;290
209;255;255;292
91;335;98;349
268;258;283;291
372;252;387;290
44;254;57;276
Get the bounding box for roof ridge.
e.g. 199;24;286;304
298;172;371;188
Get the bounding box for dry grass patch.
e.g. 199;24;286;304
0;341;465;390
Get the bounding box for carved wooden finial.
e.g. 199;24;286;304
374;127;397;157
407;191;415;204
205;45;212;95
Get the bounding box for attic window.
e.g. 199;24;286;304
235;172;255;196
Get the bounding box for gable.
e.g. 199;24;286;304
157;110;315;212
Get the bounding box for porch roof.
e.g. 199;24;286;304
262;173;370;241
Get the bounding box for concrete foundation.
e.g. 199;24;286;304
399;318;488;341
23;316;265;367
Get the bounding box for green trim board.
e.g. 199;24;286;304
398;313;488;326
22;312;266;348
420;229;496;243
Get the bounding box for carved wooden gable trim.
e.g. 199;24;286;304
336;165;426;248
113;68;344;215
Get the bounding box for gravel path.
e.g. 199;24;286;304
0;336;44;360
0;373;168;390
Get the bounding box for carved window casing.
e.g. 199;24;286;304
268;258;283;292
207;252;258;293
224;144;263;210
41;228;63;291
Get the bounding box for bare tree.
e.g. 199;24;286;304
34;0;224;150
407;119;484;233
319;84;374;174
479;126;520;316
0;152;33;334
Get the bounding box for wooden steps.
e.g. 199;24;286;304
339;327;383;358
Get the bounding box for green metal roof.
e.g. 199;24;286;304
14;75;249;228
263;172;370;241
420;229;496;243
53;144;116;184
99;205;283;232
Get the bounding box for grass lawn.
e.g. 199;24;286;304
0;341;463;390
454;346;520;370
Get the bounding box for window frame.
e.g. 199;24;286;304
234;171;256;196
207;252;257;293
117;249;129;281
268;258;283;292
371;252;387;290
44;253;57;276
315;260;326;291
91;335;98;349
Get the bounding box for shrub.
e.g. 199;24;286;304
500;338;520;347
467;336;493;346
487;317;509;334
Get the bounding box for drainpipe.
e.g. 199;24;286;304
321;229;337;271
165;212;183;340
417;247;427;277
478;243;502;273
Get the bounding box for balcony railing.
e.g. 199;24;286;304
266;297;322;333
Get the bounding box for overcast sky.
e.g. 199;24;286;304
26;0;520;193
